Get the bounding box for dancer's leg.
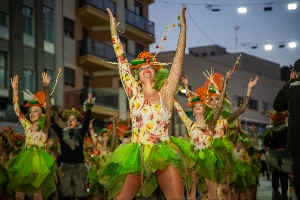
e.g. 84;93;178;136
113;174;142;200
156;165;184;200
15;192;25;200
221;175;231;200
205;178;217;200
188;170;198;200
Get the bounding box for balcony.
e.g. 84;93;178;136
79;37;116;71
89;87;119;118
78;0;116;27
125;9;155;43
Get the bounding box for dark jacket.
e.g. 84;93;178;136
273;77;300;152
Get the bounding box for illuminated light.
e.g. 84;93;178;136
264;45;272;50
289;42;296;48
180;88;186;94
238;6;247;13
288;3;297;10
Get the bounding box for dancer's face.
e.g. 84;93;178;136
28;106;43;122
86;148;93;157
193;103;205;116
67;115;79;129
138;64;155;83
209;96;219;108
102;133;109;142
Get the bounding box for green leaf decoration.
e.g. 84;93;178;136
191;97;200;103
37;115;46;131
29;100;39;105
221;108;232;119
153;67;170;90
130;59;145;66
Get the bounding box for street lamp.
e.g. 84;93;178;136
264;45;272;50
238;6;247;13
288;3;297;10
289;42;296;48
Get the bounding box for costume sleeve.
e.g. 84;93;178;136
273;83;288;112
112;35;139;99
51;117;63;137
174;99;193;138
80;110;91;137
89;125;97;145
263;132;271;147
227;96;250;124
208;79;228;131
13;97;31;136
161;15;186;110
43;85;51;134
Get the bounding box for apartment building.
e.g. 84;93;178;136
0;0;155;132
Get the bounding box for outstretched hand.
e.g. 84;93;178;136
248;76;258;89
178;5;186;28
10;75;18;91
87;93;92;103
42;72;50;87
181;75;188;86
107;8;120;36
248;124;256;131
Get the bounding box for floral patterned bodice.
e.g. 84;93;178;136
112;35;171;146
98;148;111;166
174;99;212;150
13;97;47;148
213;118;228;139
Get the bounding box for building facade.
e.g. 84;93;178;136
0;0;155;132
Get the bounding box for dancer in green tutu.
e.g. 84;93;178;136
172;72;231;200
5;72;56;200
98;6;189;200
205;72;258;200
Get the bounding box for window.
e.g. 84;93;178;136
0;51;7;88
0;12;8;27
135;43;143;57
43;7;53;42
249;99;258;110
83;75;89;88
23;6;34;36
233;95;244;107
263;101;273;111
134;2;142;16
64;67;75;87
64;17;74;38
24;69;35;92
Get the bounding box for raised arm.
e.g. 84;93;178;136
89;118;97;145
10;75;30;128
244;125;258;149
42;72;52;134
81;93;95;137
174;98;193;138
161;6;186;110
107;8;138;99
227;76;258;123
109;116;118;152
208;70;232;131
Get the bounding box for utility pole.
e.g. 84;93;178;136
234;26;240;52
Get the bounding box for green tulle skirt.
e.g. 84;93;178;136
212;138;236;182
4;147;57;198
234;159;247;193
97;139;195;200
88;167;105;197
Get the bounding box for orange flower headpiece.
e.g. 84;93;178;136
84;137;94;149
203;73;224;98
107;123;131;137
24;91;46;108
130;51;163;70
269;110;288;122
186;87;210;107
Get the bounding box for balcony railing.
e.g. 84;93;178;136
89;87;118;109
125;9;154;36
80;37;116;62
79;0;116;15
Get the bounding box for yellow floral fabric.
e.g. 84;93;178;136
173;99;212;150
13;97;47;148
112;35;171;146
213;119;228;139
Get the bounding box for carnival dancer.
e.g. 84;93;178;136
172;71;232;200
98;6;189;200
88;117;120;200
51;93;95;200
204;71;258;200
263;110;295;200
5;73;56;200
0;127;14;199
